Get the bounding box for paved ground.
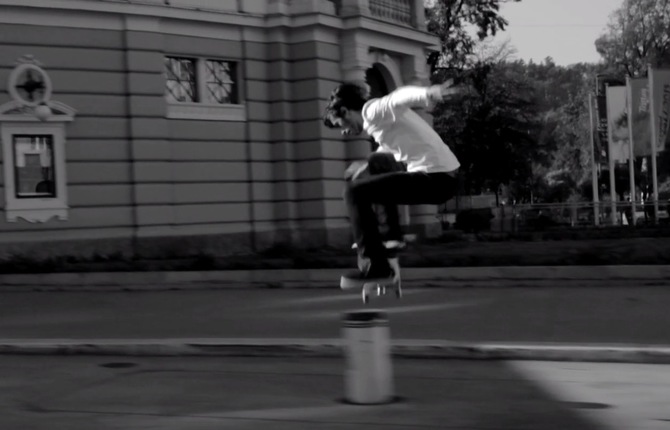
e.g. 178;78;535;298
2;355;669;430
1;285;669;345
3;278;670;428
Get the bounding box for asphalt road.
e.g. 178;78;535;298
1;285;669;345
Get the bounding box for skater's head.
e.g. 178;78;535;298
323;82;369;136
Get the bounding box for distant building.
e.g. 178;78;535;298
0;0;439;258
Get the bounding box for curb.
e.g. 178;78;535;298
2;339;670;364
2;265;670;290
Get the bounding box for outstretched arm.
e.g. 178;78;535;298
363;80;470;123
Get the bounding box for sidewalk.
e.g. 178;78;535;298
2;355;669;430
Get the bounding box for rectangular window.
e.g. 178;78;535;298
13;135;55;198
164;56;245;121
165;56;198;103
204;60;239;104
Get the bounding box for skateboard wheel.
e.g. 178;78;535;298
362;284;369;304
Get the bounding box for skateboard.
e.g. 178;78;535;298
348;242;404;304
360;256;402;304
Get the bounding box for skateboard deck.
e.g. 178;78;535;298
360;257;402;304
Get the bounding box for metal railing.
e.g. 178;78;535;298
369;0;413;26
329;0;417;27
439;201;670;233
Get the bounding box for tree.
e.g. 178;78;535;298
542;94;594;202
432;59;541;203
425;0;521;72
595;0;670;76
532;61;608;202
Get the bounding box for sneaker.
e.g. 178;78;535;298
340;259;394;290
383;240;406;250
357;253;371;272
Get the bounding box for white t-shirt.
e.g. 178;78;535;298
362;86;460;173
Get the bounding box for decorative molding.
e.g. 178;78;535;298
124;14;160;32
160;18;243;41
2;56;77;123
287;25;340;44
0;0;265;29
0;6;125;31
0;100;76;122
8;56;52;108
288;0;336;15
5;208;68;223
265;13;342;32
166;103;246;122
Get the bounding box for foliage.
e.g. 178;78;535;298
529;61;603;202
435;60;540;197
425;0;670;204
425;0;521;72
595;0;670;76
432;55;607;203
455;208;494;232
594;0;670;201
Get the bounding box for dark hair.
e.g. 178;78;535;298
322;82;369;128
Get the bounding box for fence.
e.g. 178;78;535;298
439;201;670;233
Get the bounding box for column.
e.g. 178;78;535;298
341;34;372;162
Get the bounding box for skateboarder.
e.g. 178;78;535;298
323;81;465;289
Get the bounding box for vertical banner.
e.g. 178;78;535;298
605;86;635;224
649;68;670;152
625;77;637;224
606;85;630;164
596;74;625;163
605;84;627;225
628;77;652;157
648;67;670;223
588;93;600;225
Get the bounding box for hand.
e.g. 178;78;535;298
344;160;368;181
434;79;473;99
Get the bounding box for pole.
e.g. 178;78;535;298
626;76;637;226
341;310;394;404
605;84;618;225
648;65;660;224
588;93;600;226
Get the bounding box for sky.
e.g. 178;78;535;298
488;0;624;66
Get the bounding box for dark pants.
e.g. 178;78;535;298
344;152;458;261
365;152;405;242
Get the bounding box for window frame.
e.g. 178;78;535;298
1;123;69;223
12;134;57;200
164;55;246;122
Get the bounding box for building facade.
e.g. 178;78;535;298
0;0;439;259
